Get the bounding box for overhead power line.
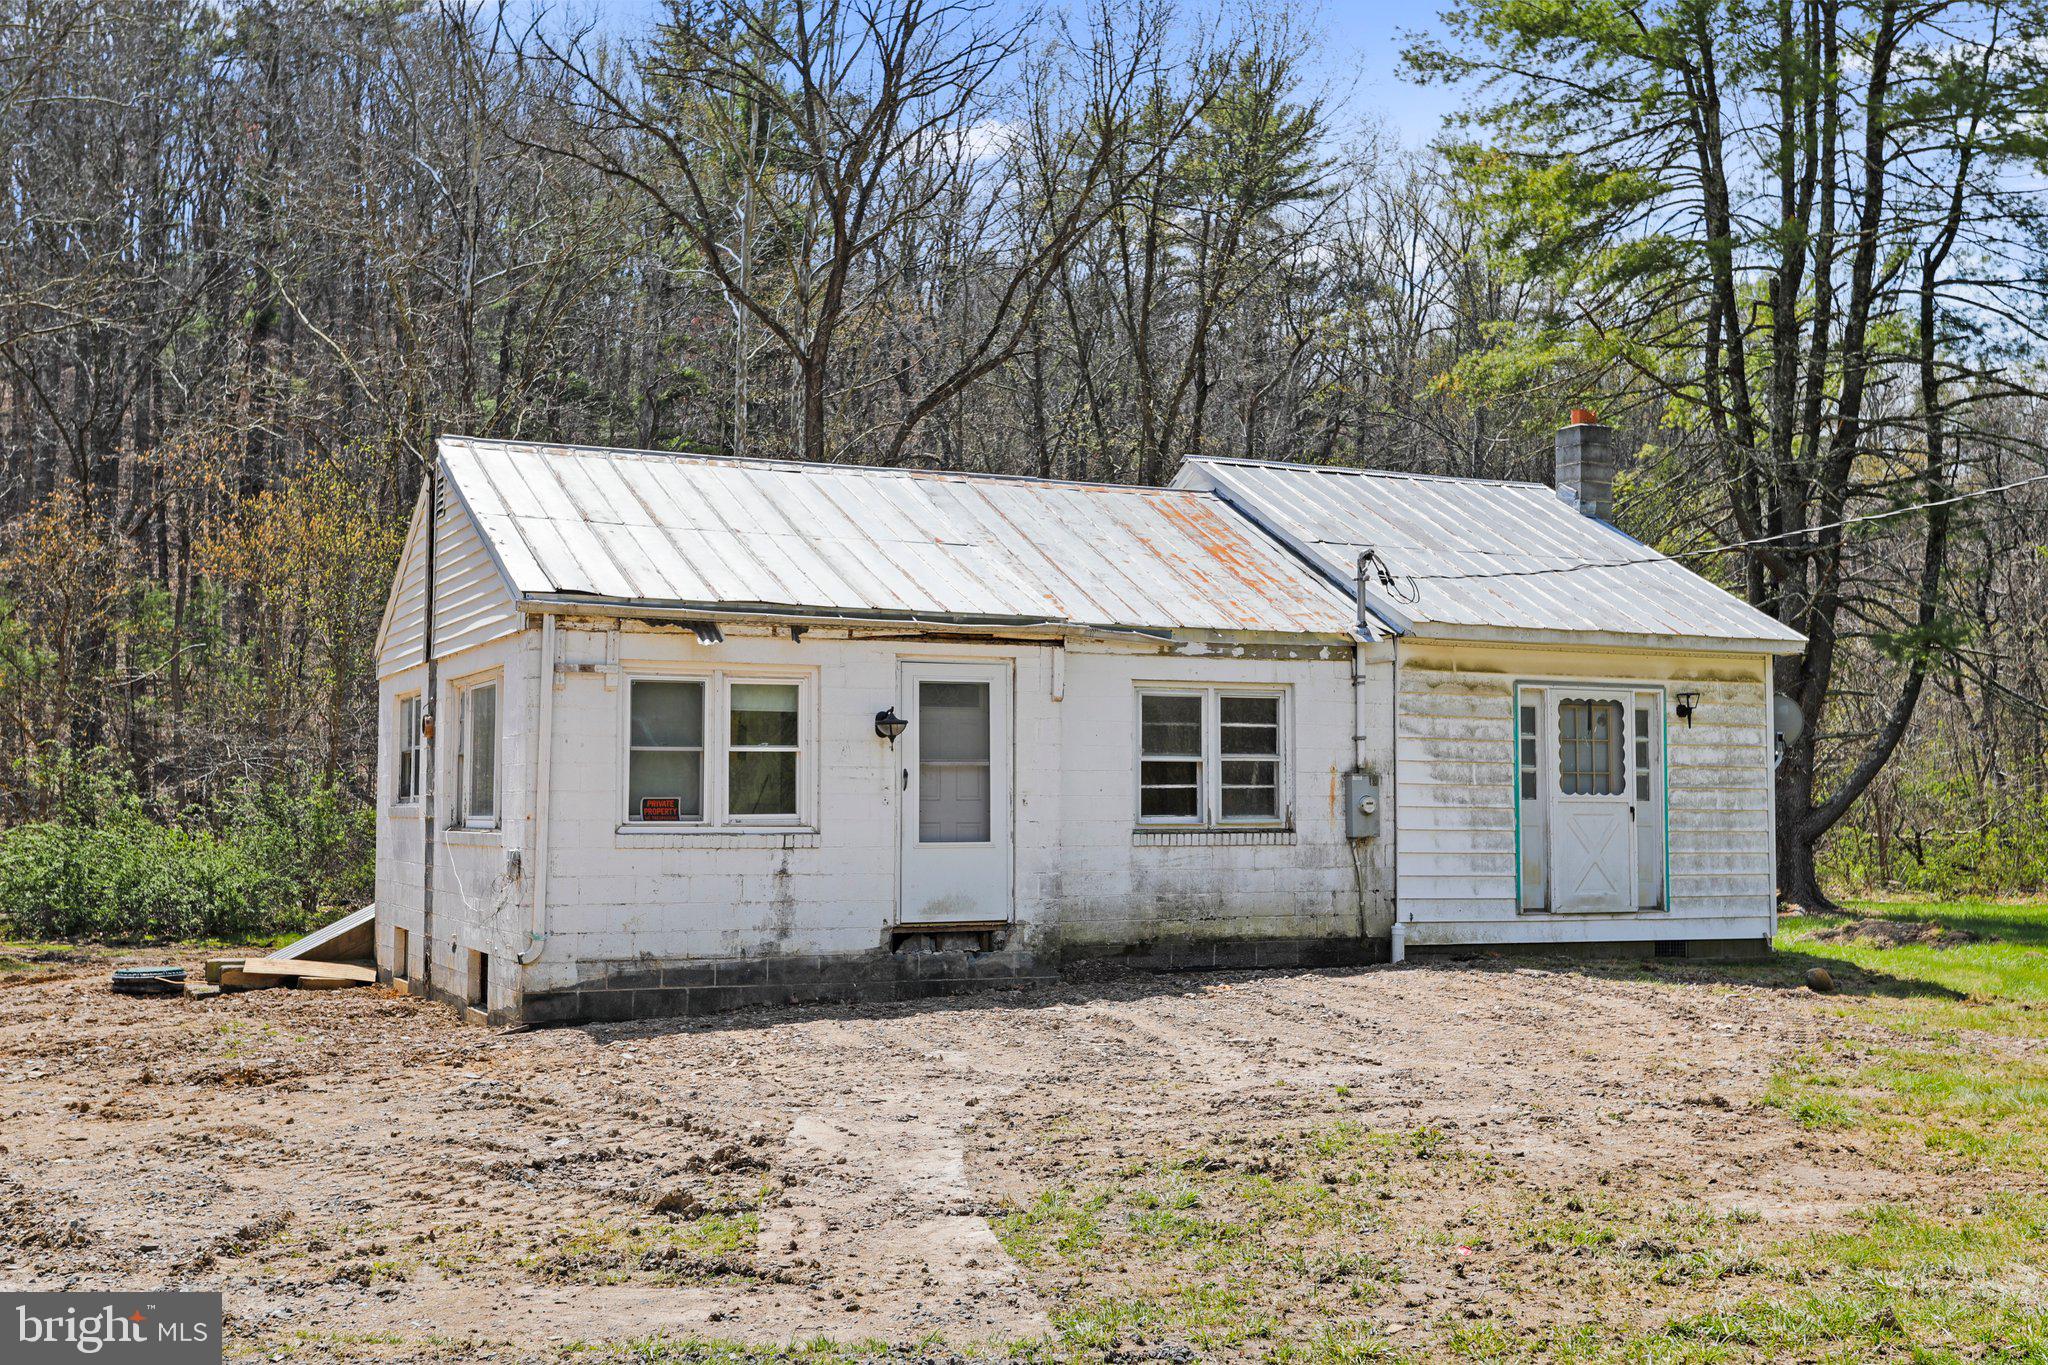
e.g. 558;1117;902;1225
1390;469;2048;585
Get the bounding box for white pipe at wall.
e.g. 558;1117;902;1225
1389;640;1407;965
421;468;439;998
518;612;556;965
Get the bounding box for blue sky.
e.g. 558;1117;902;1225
576;0;1463;146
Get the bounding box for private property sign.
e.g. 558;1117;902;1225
3;1293;220;1363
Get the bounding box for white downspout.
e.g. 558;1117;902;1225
518;612;556;965
1389;640;1407;965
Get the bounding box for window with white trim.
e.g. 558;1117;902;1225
394;694;423;806
917;681;992;842
1515;688;1549;911
455;679;499;829
1136;687;1287;827
728;682;801;821
629;679;705;821
624;673;809;827
1635;693;1667;910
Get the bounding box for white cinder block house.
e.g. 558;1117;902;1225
373;421;1803;1022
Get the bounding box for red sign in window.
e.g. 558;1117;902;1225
639;797;681;822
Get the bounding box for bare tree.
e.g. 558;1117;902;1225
523;0;1208;464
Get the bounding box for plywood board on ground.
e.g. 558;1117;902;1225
239;958;376;984
270;905;375;963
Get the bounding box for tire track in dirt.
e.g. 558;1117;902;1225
0;951;1900;1359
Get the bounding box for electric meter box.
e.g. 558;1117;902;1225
1345;772;1381;839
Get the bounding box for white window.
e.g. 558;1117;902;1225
624;673;809;827
455;679;499;830
1516;688;1549;911
727;681;801;822
629;679;705;821
1139;692;1204;821
1635;692;1667;911
1556;698;1625;795
1136;688;1287;827
394;694;423;806
918;680;993;843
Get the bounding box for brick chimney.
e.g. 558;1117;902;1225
1555;409;1614;521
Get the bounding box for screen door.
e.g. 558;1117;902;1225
898;662;1012;924
1548;690;1638;914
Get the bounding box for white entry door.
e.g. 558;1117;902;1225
899;662;1012;924
1548;690;1637;914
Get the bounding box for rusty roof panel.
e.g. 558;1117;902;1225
437;437;1363;637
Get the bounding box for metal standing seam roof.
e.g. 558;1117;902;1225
1178;457;1807;651
436;437;1365;638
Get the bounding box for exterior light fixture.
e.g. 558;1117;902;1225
1675;691;1700;726
874;707;908;743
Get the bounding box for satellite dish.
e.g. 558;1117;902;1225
1772;696;1804;768
1773;695;1805;745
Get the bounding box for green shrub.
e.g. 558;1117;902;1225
1821;792;2048;900
0;762;370;943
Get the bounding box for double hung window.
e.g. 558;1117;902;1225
394;694;423;806
1137;688;1286;827
455;680;499;829
626;674;808;827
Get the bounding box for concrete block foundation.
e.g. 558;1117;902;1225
508;933;1388;1025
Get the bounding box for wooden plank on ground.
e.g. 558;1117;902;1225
218;968;286;990
204;958;242;985
240;958;376;984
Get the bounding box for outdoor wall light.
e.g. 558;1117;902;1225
874;707;909;743
1675;692;1700;726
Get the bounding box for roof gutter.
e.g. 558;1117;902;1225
512;594;1356;648
1396;622;1808;657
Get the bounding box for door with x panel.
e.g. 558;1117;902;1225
1548;690;1637;914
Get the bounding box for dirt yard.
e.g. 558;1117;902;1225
0;942;2016;1361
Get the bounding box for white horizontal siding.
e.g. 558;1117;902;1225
1395;666;1517;915
377;480;523;676
1396;653;1775;943
1665;675;1773;905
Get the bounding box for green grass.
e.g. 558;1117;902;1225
568;1184;2048;1362
1759;898;2048;1172
556;1339;911;1363
516;1212;761;1286
0;936;88;977
1778;897;2048;1023
993;1123;1472;1357
1442;1195;2048;1363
